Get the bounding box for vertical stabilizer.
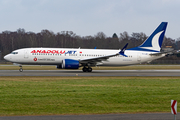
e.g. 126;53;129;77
128;22;168;52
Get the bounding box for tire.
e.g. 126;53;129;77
87;67;92;72
19;68;23;72
82;67;87;72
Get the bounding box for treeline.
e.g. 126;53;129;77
0;28;180;60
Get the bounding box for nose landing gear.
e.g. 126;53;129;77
19;65;23;72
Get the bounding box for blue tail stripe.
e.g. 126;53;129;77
127;47;160;52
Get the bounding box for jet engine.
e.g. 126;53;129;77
60;59;79;69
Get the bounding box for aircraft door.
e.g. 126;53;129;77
24;50;29;58
137;53;141;61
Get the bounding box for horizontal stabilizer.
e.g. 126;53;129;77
149;50;180;56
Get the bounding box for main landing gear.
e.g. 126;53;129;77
82;66;92;72
19;65;23;72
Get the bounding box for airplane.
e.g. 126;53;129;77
4;22;168;72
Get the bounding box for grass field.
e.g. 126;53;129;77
0;76;180;116
1;65;180;70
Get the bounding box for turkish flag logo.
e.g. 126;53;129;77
34;57;37;61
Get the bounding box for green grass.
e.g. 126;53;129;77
0;76;180;116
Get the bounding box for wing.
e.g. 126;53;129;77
79;43;128;66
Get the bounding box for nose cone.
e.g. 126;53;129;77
4;54;10;61
4;55;7;60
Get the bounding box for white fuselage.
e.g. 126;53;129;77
4;48;165;66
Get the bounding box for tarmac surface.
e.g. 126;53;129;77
0;113;177;120
1;69;180;76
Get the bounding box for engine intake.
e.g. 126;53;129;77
61;59;79;69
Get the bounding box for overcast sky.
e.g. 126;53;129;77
0;0;180;39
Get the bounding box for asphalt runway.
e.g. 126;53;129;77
1;69;180;76
0;113;178;120
0;113;177;120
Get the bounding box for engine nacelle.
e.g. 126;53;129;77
61;59;79;69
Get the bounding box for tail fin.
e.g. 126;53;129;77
128;22;168;52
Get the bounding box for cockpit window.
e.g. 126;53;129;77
11;52;18;54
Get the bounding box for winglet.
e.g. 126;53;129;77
119;43;128;57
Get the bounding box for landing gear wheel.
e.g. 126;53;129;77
87;67;92;72
82;67;87;72
82;67;92;72
19;68;23;72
